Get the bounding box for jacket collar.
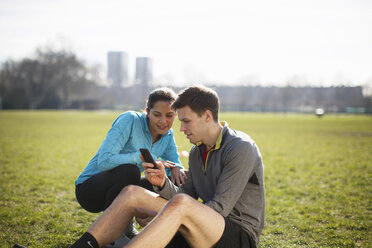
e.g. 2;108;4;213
196;121;228;150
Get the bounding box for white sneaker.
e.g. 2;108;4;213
105;233;131;248
125;219;139;239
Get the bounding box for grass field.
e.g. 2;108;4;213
0;111;371;248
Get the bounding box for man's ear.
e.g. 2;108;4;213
204;110;213;122
145;108;149;114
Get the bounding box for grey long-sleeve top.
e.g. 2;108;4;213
155;123;265;244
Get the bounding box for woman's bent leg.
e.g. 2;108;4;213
138;177;154;191
75;164;141;212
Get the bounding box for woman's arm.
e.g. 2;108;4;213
96;113;143;171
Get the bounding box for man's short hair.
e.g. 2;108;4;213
172;85;219;122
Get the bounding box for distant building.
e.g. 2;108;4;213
216;85;366;113
135;57;153;87
107;51;128;87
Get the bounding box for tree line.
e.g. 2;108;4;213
1;46;371;113
0;47;100;109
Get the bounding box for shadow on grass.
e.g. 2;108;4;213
54;242;73;248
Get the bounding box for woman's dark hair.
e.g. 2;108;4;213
172;85;219;122
146;87;177;110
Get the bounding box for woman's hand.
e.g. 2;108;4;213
170;166;188;186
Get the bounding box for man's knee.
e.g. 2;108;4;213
167;193;195;212
116;185;144;204
165;194;201;230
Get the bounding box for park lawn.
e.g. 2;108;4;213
0;111;371;247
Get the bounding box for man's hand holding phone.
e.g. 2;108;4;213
140;148;166;187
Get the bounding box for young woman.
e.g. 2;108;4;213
74;88;186;245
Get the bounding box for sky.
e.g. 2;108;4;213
1;0;372;87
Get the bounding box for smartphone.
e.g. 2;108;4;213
140;148;158;169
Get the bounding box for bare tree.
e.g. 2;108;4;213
0;46;99;109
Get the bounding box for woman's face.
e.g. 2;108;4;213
147;100;176;137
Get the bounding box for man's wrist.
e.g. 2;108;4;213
158;179;166;190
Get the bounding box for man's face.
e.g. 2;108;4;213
177;106;206;144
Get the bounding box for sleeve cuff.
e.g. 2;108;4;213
154;178;168;192
133;151;142;166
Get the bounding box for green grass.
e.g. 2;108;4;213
0;111;371;247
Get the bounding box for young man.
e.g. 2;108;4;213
70;86;265;248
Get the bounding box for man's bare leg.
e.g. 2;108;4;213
87;185;168;247
127;193;225;248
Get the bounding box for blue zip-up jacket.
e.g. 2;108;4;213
75;111;183;186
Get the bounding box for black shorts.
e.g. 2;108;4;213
166;217;256;248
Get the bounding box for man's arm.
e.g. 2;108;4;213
155;170;197;200
143;160;197;200
205;141;259;216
